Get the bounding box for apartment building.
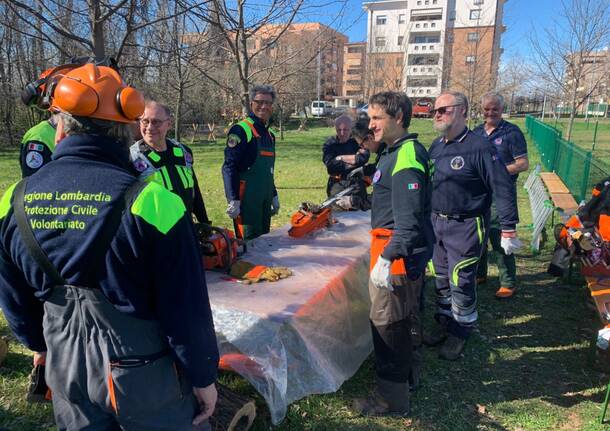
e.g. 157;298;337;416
343;42;367;100
251;23;348;100
361;0;505;102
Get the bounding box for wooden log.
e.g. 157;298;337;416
209;382;256;431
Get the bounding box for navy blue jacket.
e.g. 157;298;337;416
0;134;219;387
222;113;277;201
472;120;528;184
322;136;370;177
429;127;518;230
371;134;434;275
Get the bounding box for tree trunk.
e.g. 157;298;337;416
89;0;106;59
567;79;579;142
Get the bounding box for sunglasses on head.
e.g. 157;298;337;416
432;104;463;116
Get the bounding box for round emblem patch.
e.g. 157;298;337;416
372;169;382;184
25;151;43;169
450;156;465;170
227;134;240;148
494;138;503;145
133;159;148;172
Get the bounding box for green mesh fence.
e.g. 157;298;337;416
525;115;610;202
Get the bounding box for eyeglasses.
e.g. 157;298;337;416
252;99;273;107
432;104;463;116
140;118;169;127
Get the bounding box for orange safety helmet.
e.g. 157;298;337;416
49;63;144;123
21;64;82;110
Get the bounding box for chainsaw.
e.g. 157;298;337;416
288;185;356;238
195;224;246;273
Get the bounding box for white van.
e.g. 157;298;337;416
311;100;330;116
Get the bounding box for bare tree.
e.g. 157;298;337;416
529;0;610;140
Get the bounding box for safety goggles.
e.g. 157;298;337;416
432;104;463;116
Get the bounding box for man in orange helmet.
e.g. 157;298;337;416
0;63;218;429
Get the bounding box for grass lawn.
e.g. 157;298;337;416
1;118;609;430
540;117;610;165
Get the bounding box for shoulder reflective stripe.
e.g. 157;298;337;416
392;140;425;176
148;151;161;162
268;127;277;137
130;182;186;234
173;146;184;158
240;118;260;139
236;121;253;143
260;150;274;157
185;167;194;187
427;260;436;277
451;257;479;286
0;182;18;219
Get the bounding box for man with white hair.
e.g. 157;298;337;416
322;114;370;197
473;92;529;299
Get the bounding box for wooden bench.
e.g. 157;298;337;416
539;172;579;216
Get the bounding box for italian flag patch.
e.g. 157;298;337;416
408;183;419;190
28;143;44;151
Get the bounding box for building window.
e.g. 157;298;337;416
425;0;429;4
376;15;387;25
447;33;454;43
422;45;427;50
347;46;363;53
414;46;419;50
398;36;404;45
470;9;481;20
449;10;456;20
417;0;421;4
427;89;431;94
466;55;476;63
413;67;418;72
467;32;480;42
375;37;386;47
431;22;436;27
398;14;406;24
429;45;434;50
474;0;483;4
423;23;428;28
428;67;433;72
433;0;437;3
416;23;421;28
375;58;385;67
419;89;423;94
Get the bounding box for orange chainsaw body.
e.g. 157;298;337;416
202;228;240;270
289;207;333;238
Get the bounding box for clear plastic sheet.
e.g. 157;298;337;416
205;211;373;424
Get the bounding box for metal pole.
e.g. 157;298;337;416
592;120;599;153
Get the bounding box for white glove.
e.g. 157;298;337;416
370;256;393;291
271;195;280;216
335;195;353;210
226;200;240;219
500;234;522;255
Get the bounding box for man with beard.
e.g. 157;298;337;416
426;91;521;360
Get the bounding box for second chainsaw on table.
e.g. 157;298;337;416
288;185;356;238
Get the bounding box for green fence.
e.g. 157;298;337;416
525;115;610;202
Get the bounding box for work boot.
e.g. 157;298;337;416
438;334;467;361
352;378;410;417
422;322;448;347
26;364;51;403
0;338;7;367
495;286;516;299
408;348;423;392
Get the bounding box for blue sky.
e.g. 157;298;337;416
313;0;557;64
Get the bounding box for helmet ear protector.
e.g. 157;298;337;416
20;57;119;110
50;64;144;123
